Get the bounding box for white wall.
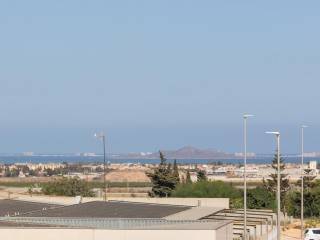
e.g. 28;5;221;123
0;229;220;240
107;197;229;208
215;224;233;240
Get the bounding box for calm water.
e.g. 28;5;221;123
0;155;317;165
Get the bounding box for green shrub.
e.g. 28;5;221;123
247;186;275;210
41;177;94;197
172;180;242;200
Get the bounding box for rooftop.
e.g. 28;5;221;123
0;199;232;231
0;199;61;217
22;201;191;218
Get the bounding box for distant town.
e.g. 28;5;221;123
3;145;320;159
1;146;320;185
0;147;319;185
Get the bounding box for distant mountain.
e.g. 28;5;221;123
122;146;233;159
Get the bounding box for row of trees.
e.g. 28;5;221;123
147;152;266;208
0;166;68;177
0;163;113;179
148;151;320;219
261;154;320;218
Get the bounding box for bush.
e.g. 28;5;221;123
172;181;279;210
287;189;320;218
247;187;275;210
171;180;242;207
41;177;94;197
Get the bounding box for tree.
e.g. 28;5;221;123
287;188;320;218
197;170;207;182
28;169;39;176
45;168;54;177
4;167;11;177
159;151;166;165
296;168;316;192
21;166;30;174
287;176;320;218
173;159;180;184
4;167;19;177
186;171;192;184
263;152;290;214
147;151;178;197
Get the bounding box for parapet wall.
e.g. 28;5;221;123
0;192;229;209
0;229;220;240
107;197;229;208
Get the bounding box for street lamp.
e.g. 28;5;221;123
265;131;281;240
95;132;107;201
301;125;308;240
243;114;254;240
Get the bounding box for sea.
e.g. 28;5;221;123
0;155;317;165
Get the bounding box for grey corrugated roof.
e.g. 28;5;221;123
0;199;62;217
23;201;191;218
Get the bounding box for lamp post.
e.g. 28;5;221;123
95;132;107;201
266;131;281;240
301;125;308;240
243;114;254;240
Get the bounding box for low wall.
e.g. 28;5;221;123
107;197;229;208
0;229;218;240
0;193;229;208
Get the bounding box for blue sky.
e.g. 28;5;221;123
1;1;320;153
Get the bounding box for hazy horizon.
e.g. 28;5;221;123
1;1;320;154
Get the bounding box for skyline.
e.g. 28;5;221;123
1;1;320;153
0;125;317;155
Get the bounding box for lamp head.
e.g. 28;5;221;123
243;114;254;118
265;131;280;136
94;132;105;139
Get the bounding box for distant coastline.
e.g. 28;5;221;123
0;155;317;165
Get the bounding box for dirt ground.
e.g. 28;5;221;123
282;228;301;239
105;170;150;182
282;221;303;240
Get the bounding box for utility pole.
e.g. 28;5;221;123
243;114;253;240
301;125;308;240
95;132;107;201
266;131;281;240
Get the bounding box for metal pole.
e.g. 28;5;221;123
243;114;253;240
244;116;247;240
301;126;304;240
276;134;281;240
103;135;107;202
